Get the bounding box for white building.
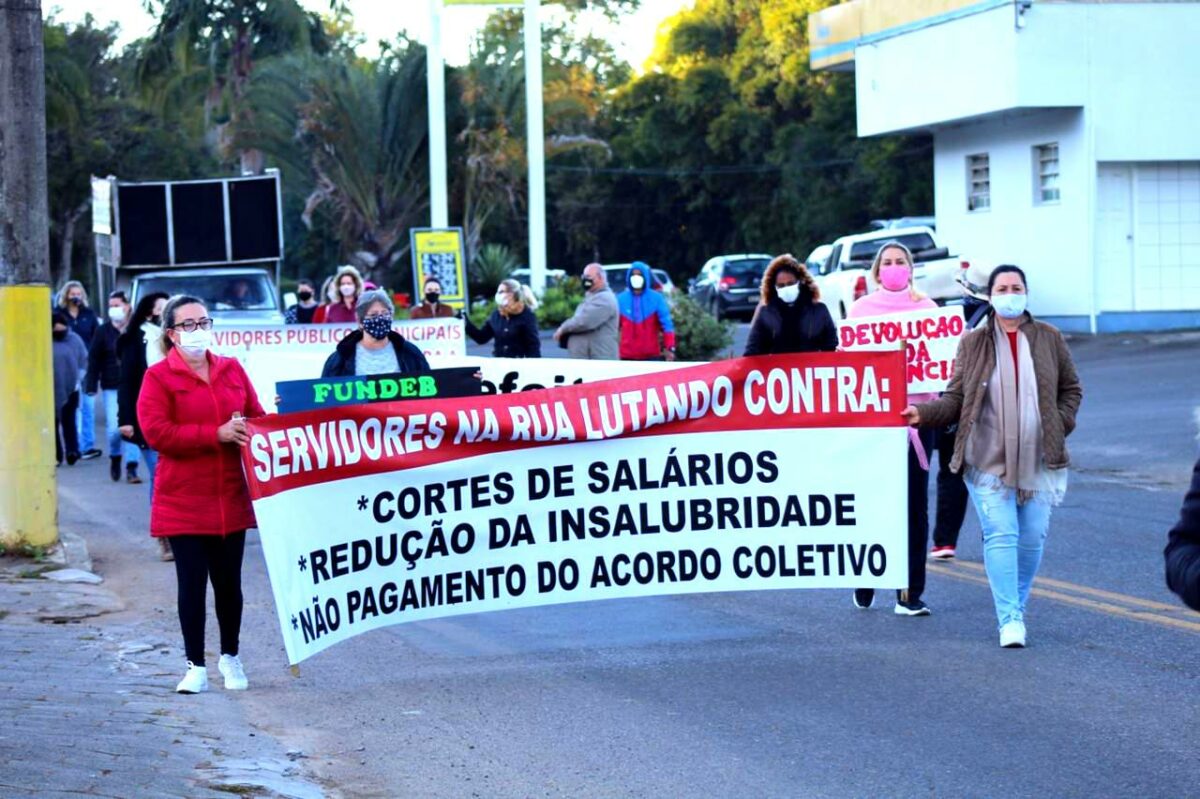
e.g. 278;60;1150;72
809;0;1200;333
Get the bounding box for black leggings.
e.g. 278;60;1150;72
168;532;246;666
905;428;934;602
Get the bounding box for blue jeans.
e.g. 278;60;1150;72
141;448;159;507
77;391;96;452
103;389;140;463
966;480;1053;628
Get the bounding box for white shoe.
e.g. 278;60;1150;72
176;662;209;693
999;621;1027;648
218;654;249;690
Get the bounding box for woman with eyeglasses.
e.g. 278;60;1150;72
321;289;430;377
137;295;265;694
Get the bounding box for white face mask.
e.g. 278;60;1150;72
339;283;356;297
630;274;646;290
992;293;1028;319
495;290;509;305
176;328;212;357
108;306;127;323
776;284;800;304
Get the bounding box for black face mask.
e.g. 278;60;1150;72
53;329;67;341
297;290;313;301
426;292;440;304
69;297;83;306
581;278;595;290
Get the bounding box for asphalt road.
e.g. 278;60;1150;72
52;328;1200;798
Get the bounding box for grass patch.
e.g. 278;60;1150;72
0;542;50;560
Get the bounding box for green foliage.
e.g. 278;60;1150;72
468;300;496;329
470;244;518;298
672;295;734;362
535;276;585;329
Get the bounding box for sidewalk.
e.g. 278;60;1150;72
0;454;330;798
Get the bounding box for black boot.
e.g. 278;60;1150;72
126;462;142;484
110;455;122;482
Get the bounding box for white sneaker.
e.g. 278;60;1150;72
999;621;1027;648
218;654;249;690
176;662;209;693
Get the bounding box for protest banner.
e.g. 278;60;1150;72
837;305;966;392
208;318;465;411
410;227;468;309
277;367;481;413
433;356;690;394
243;351;910;664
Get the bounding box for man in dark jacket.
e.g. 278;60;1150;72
322;290;431;377
1165;454;1200;612
86;290;141;482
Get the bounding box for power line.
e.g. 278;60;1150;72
543;144;932;178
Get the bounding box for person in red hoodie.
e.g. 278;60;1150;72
138;295;265;694
617;261;676;361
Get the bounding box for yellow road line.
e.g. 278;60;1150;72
928;563;1200;634
941;559;1185;613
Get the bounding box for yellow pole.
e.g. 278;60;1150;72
0;285;57;549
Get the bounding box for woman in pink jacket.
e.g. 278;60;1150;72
138;295;265;694
848;242;937;617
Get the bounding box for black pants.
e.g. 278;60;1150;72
55;391;79;463
905;427;934;602
168;532;246;666
932;425;970;549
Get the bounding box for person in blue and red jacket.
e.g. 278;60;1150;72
617;262;676;361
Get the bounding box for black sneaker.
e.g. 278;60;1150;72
894;599;931;616
66;451;80;466
80;449;102;461
853;589;875;610
110;456;122;482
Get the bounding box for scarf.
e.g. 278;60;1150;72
965;320;1047;503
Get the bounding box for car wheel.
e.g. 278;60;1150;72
710;297;723;321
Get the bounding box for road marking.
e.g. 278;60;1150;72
928;561;1200;634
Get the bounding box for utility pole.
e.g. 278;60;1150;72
427;0;449;228
523;0;546;296
0;0;58;548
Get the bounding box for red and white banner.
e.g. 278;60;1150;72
243;352;910;664
837;306;966;392
210;319;466;411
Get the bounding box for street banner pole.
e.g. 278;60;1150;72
427;0;449;228
524;0;547;296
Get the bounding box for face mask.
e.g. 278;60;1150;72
581;278;595;291
495;291;508;306
879;265;911;292
297;290;313;301
362;315;392;341
69;296;83;306
176;328;212;357
425;292;440;304
992;293;1028;319
53;329;68;341
776;283;801;304
629;274;645;290
339;283;356;297
108;307;126;323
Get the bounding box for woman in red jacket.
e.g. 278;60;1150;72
138;295;265;694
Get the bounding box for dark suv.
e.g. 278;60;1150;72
688;254;772;320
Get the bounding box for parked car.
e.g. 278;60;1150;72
810;227;968;320
869;216;937;231
687;254;772;320
602;264;677;297
510;267;567;294
804;244;832;278
130;267;285;324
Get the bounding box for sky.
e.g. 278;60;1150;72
43;0;691;70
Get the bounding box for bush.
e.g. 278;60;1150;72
672;295;734;361
535;276;585;329
471;244;518;297
467;299;495;329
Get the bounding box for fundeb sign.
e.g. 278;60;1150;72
242;352;910;664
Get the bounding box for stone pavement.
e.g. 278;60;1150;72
0;526;329;797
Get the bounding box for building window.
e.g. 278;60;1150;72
967;154;990;211
1034;143;1060;204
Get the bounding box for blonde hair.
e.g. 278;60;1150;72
760;254;820;305
334;265;365;300
498;278;538;314
870;242;928;302
55;280;89;309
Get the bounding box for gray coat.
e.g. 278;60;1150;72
559;288;619;360
53;331;89;409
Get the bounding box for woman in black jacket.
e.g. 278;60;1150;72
116;292;170;559
321;290;431;377
1165;452;1200;612
466;279;541;358
744;254;838;356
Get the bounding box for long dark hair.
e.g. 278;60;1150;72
987;264;1028;294
129;292;169;332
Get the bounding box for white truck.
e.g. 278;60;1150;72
807;226;969;320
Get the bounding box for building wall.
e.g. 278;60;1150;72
933;109;1092;323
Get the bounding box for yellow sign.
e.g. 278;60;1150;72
410;227;468;309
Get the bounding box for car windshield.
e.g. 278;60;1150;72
724;258;769;287
848;233;936;264
136;274;277;312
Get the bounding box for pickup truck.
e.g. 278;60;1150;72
126;266;285;324
808;226;968;320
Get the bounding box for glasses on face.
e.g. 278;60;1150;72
171;318;213;332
